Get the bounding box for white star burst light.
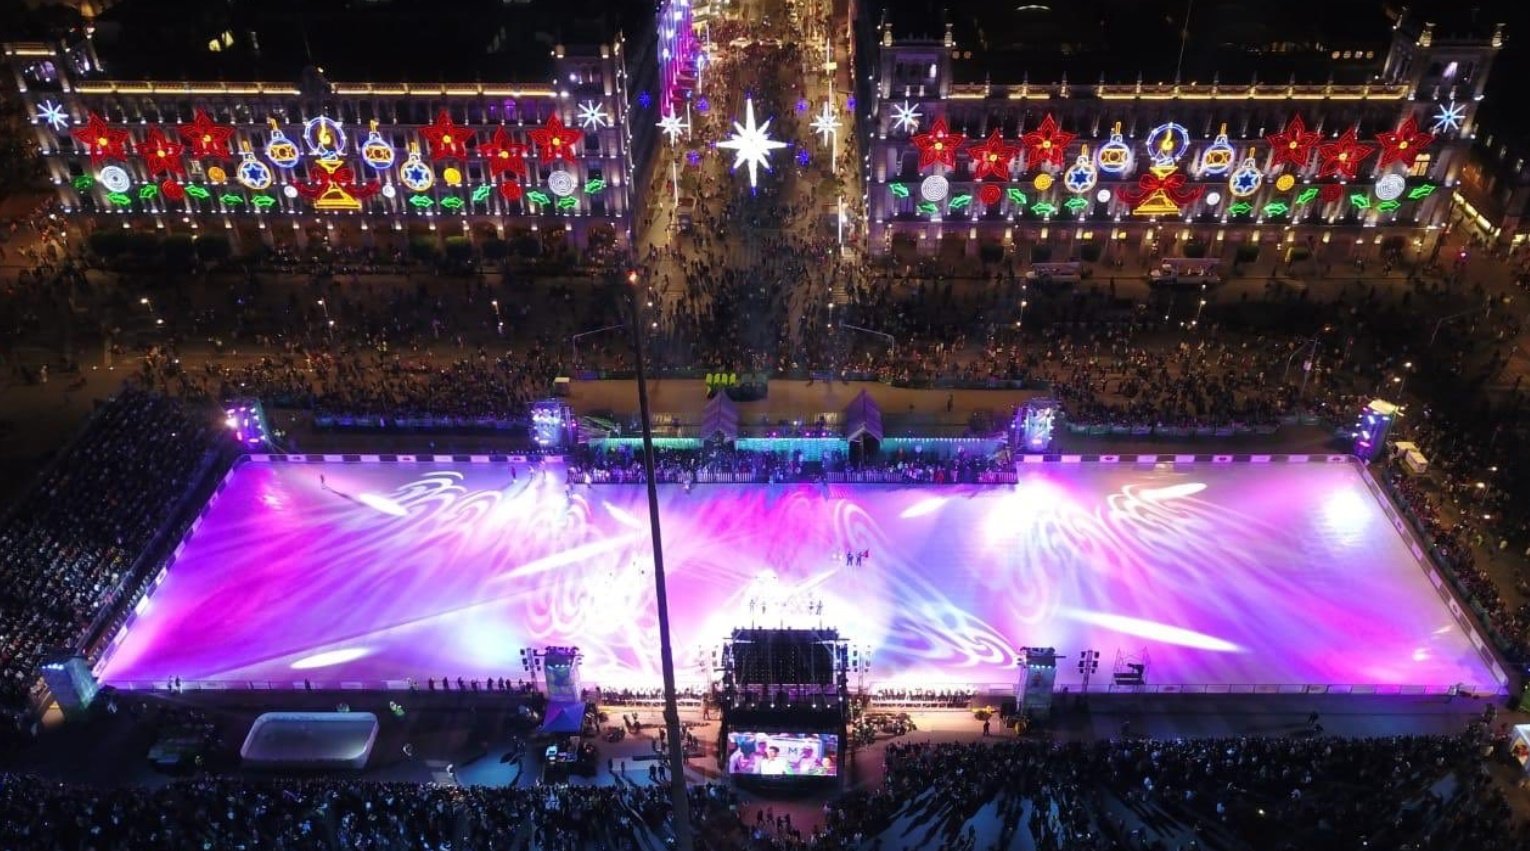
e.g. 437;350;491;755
657;111;689;145
717;98;787;188
891;100;921;134
36;100;69;131
1432;101;1466;134
810;102;840;147
576;100;611;131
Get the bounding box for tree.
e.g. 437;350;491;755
126;232;162;260
408;236;440;262
481;237;509;262
1234;244;1260;264
444;235;474;264
194;234;232;263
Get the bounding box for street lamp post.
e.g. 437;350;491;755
625;270;694;851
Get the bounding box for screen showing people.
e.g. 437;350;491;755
725;732;838;777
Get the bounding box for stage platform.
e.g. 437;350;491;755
95;456;1506;695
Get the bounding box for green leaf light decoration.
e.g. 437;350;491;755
583;178;607;194
1227;202;1253;216
138;185;159;200
219;194;245;205
1295;187;1319;206
251;194;276;209
72;175;94;191
1350;194;1372;210
916;201;938;215
409;194;435;208
556;195;578;210
948;194;972;210
440;196;465;210
1064;196;1090;214
1407;183;1436;200
471;185;491;203
1262;202;1290;217
1030;201;1058;217
889;183;910;199
527;190;551;206
1006;188;1027;205
184;185;212;200
1377;200;1401;213
107;192;132;206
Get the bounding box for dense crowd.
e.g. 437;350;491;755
569;442;1014;485
0;389;219;710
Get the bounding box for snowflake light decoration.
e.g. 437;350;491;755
36;100;69;132
716;97;788;188
576;101;611;131
809;102;840;147
890;101;922;134
1431;101;1466;135
657;111;689;145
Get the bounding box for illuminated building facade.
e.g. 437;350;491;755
2;0;661;255
860;1;1504;262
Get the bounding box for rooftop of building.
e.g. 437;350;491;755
875;0;1508;87
74;0;653;85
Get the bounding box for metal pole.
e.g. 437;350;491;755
626;270;694;851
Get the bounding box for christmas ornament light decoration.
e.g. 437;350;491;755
1408;183;1437;200
1033;173;1054;192
1065;196;1090;214
420;109;475;161
529;113;583;164
264;122;301;168
283;185;299;199
206;166;227;184
890;100;922;134
1227;201;1252;216
1374;115;1433;168
1095;125;1133;175
1274;174;1296;192
911;117;966;171
360;122;396;170
1228;156;1263;198
1374;173;1406;202
184;185;210;200
381;184;397;199
1317;126;1374;180
71;112;130;165
1145;122;1190;165
36;100;69;132
1295;187;1320;206
1204;191;1222;207
398;145;436;192
98;165;131;193
303;116;347;158
809;102;841;147
548;170;578;197
479;126;528;178
235;148;273;190
161;179;186;202
1265;115;1320;170
1320;183;1344;204
657;111;689;145
294;157;379;212
178;108;234;160
1021;114;1074;171
1431;101;1466;135
576;100;612;131
978;183;1003;206
140;127;185;177
443;167;463;187
499;182;523;202
966;130;1017;181
1200;125;1235;176
1062;150;1097;194
920;174;949;202
1096;188;1113;203
716;97;788;188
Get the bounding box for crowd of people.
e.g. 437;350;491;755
0;389;219;711
569;442;1016;485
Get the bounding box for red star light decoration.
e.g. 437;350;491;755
1318;126;1375;180
1374;115;1433;169
910;117;966;171
1265;115;1321;170
177;108;234;160
529;113;584;164
419;109;475;161
71;111;130;165
967;130;1017;181
479;126;528;178
140;127;186;177
1021;114;1074;171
